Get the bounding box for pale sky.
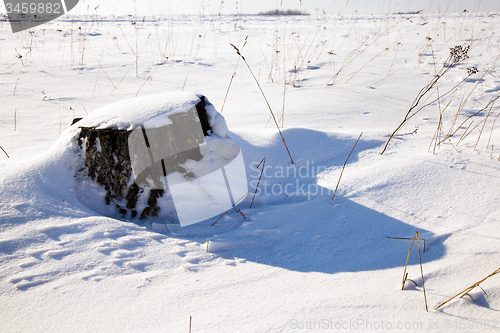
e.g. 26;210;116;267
68;0;500;16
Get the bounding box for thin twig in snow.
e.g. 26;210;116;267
250;157;266;209
0;146;10;158
231;43;295;165
435;267;500;310
332;132;363;201
221;37;247;113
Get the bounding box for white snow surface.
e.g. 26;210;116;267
1;11;500;333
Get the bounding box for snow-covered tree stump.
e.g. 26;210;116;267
73;93;227;221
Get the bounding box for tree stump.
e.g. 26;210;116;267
74;95;213;221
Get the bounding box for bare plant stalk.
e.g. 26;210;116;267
381;45;471;155
454;96;500;145
13;78;19;96
473;102;498;151
430;45;443;155
443;93;466;142
94;56;117;91
281;24;286;127
429;100;451;153
135;65;161;97
250;157;266;209
92;65;101;98
182;72;189;92
440;58;498;145
401;233;417;290
15;48;25;66
212;194;247;226
486;111;500;153
327;21;400;86
110;63;135;95
457;120;475;145
189;315;192;333
14;109;17;131
417;232;428;312
0;146;10;158
162;219;169;232
231;43;294;164
400;232;428;311
135;23;139;78
435;267;500;310
386;236;426;252
332;132;363;201
282;73;286;128
221;37;247;113
80;29;87;68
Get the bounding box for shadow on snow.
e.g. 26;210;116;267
169;128;448;274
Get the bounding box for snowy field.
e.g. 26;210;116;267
1;9;500;332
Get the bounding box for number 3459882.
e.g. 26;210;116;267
6;2;62;14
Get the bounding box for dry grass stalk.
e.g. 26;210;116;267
387;236;426;252
135;65;161;97
212;194;247;226
455;96;500;146
332;132;363;201
0;146;10;158
237;205;246;219
13;78;19;96
429;45;444;155
473;102;498;151
429;100;451;154
15;48;25;66
2;62;18;73
94;56;117;91
435;267;500;310
486;112;500;153
326;19;402;86
401;231;428;311
182;72;189;92
231;43;295;165
457;120;475;144
221;37;247;113
417;232;428;312
439;57;499;146
110;62;135;95
250;157;266;209
444;93;467;140
381;45;471;155
281;71;286;128
92;65;101;98
401;233;417;290
189;315;192;333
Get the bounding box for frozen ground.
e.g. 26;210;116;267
1;10;500;332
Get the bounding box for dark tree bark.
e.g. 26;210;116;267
77;127;164;220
